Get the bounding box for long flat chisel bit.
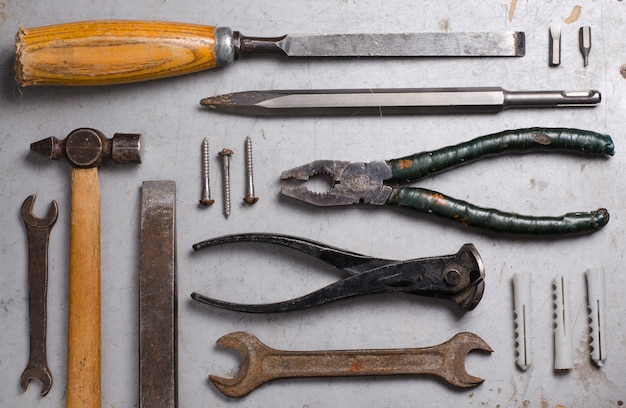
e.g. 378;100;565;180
200;88;601;116
140;181;178;408
15;20;525;86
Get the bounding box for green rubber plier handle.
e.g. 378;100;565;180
385;128;614;235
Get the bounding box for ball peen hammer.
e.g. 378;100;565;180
31;128;141;408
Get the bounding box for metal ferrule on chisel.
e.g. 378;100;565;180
200;88;601;116
214;27;236;67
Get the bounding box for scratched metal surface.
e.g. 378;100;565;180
0;1;625;407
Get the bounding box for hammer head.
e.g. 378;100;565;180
31;128;141;168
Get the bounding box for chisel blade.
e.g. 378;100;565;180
278;32;526;57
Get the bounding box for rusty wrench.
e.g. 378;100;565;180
20;195;58;396
209;331;492;398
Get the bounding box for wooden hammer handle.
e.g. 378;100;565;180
16;20;220;86
67;168;101;408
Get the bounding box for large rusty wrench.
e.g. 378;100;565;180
30;129;141;408
20;195;58;396
210;331;493;398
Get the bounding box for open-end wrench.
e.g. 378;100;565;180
209;331;492;398
20;195;58;396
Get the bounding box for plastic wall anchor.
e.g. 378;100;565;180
553;275;574;370
586;267;606;366
513;273;532;370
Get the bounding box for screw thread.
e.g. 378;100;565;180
245;136;254;179
199;138;214;206
202;138;210;180
219;148;234;218
243;136;259;204
223;167;231;217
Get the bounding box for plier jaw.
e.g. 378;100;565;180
280;159;393;206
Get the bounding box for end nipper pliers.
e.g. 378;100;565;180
280;128;614;236
191;233;485;312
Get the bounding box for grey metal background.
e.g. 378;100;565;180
0;1;624;406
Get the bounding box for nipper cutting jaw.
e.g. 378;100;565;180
280;160;393;206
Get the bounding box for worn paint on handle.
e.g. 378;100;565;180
387;187;609;235
16;20;220;86
388;128;614;182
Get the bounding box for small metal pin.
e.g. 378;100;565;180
243;136;259;204
579;26;591;67
199;138;214;207
549;26;561;67
219;148;234;218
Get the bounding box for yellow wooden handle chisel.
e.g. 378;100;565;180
15;20;525;86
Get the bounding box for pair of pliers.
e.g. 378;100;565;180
280;128;614;236
191;233;485;312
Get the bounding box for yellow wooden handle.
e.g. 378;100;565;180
16;20;224;86
67;167;101;408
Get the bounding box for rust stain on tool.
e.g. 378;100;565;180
565;6;582;24
209;331;492;398
508;0;518;22
397;159;412;170
20;195;58;396
140;181;178;408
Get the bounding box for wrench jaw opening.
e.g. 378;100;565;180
437;332;493;388
21;195;59;228
20;365;53;396
209;332;272;398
